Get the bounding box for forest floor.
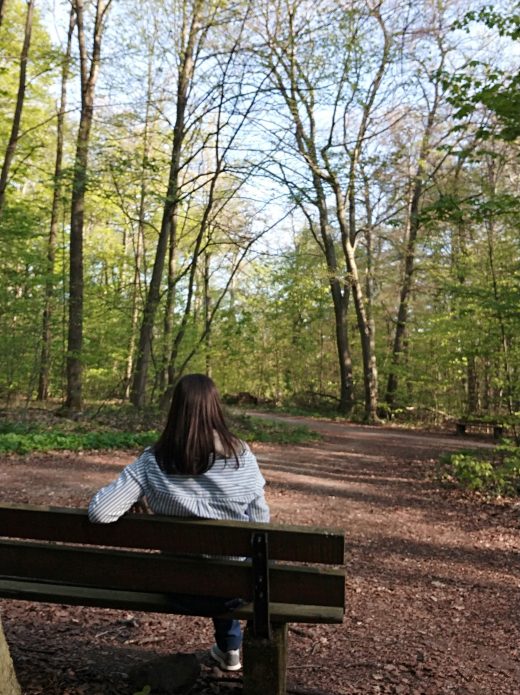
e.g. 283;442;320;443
1;415;519;695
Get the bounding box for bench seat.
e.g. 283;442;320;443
0;578;344;623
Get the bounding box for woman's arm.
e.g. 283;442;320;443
245;494;270;523
88;459;145;523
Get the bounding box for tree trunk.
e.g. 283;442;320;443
0;0;7;27
0;0;34;218
348;251;378;421
38;5;75;401
161;220;206;405
125;56;156;399
323;5;390;423
362;172;379;416
203;247;212;378
124;221;144;399
312;181;354;413
484;160;515;417
385;62;442;408
131;0;203;408
65;0;111;411
159;210;178;393
333;176;379;423
0;616;21;695
384;183;421;408
330;280;354;414
125;78;158;400
467;355;478;413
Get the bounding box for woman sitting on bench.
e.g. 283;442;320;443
88;373;270;671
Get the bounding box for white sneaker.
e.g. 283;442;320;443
210;644;242;671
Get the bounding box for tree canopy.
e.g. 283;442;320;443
0;0;518;424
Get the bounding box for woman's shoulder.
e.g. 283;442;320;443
134;446;160;468
235;441;262;472
138;445;155;458
231;437;255;458
213;433;250;458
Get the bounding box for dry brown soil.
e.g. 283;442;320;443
0;416;519;695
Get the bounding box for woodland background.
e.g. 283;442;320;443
0;0;519;424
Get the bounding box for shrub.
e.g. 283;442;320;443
440;441;520;496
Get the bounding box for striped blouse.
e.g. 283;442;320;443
88;444;270;524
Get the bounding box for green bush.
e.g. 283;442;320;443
440;441;520;496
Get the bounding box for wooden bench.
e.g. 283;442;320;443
455;419;504;440
0;504;345;695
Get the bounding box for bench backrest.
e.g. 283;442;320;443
0;504;344;562
0;504;345;612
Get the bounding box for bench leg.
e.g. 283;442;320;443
242;623;287;695
456;423;466;436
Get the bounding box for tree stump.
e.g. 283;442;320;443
0;616;21;695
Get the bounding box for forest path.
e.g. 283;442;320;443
0;417;519;694
251;414;519;695
246;409;496;452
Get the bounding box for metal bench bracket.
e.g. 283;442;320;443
251;530;271;639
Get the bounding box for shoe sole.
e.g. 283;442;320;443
210;646;242;671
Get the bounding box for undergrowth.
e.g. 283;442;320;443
0;407;319;454
231;412;321;444
439;441;520;497
0;429;158;454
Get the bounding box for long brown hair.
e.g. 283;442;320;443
154;374;240;474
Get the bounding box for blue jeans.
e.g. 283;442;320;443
166;594;243;651
213;615;242;651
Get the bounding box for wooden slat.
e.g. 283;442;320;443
0;540;345;608
0;504;344;564
0;579;344;624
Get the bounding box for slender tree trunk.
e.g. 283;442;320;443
125;58;155;399
124;244;142;399
162;215;207;402
467;355;478;413
362;173;378;415
312;181;354;413
65;0;111;411
169;236;257;393
131;0;203;408
0;0;7;27
449;155;479;416
335;181;379;422
333;130;380;422
310;198;354;413
484;161;515;417
203;247;212;378
330;280;353;413
385;64;442;407
384;182;421;407
38;6;75;401
124;217;145;399
0;0;34;217
159;211;178;392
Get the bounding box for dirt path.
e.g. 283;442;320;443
1;418;519;695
